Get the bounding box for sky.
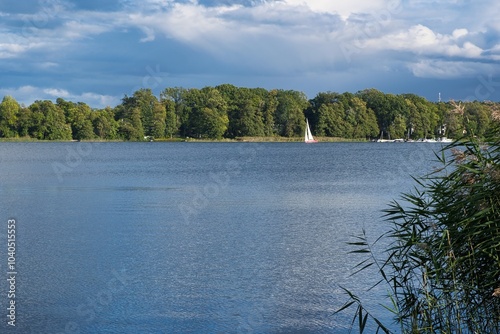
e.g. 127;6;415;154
1;0;499;108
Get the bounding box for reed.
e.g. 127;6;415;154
337;124;500;333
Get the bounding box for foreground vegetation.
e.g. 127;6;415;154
0;85;499;141
338;122;500;333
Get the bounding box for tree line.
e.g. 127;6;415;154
0;85;499;141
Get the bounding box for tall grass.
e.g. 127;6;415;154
337;124;500;333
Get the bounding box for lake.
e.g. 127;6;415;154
0;142;446;333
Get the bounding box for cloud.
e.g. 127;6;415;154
1;1;493;72
43;88;71;98
1;0;500;104
488;44;500;60
0;41;30;58
38;61;59;69
408;60;497;79
60;20;112;40
0;3;119;60
0;86;119;108
283;0;389;17
363;25;483;59
125;1;348;74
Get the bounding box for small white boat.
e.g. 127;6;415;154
305;118;318;143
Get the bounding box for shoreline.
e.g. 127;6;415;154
0;136;370;143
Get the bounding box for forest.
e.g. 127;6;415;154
0;85;499;141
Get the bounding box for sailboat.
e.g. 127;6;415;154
305;118;318;143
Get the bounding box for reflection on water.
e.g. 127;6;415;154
0;142;444;333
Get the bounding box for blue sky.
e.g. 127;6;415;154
1;0;499;108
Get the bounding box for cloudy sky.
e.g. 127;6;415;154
1;0;499;108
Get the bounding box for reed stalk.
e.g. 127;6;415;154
336;123;500;333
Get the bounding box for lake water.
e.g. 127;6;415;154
0;142;447;333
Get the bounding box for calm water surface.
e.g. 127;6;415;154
0;142;446;333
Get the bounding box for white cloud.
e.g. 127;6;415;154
61;20;112;39
43;88;71;98
38;62;59;69
452;28;468;39
138;26;156;42
489;44;500;60
0;42;29;58
136;3;227;44
0;86;119;108
407;0;466;6
0;6;120;59
0;86;39;102
78;92;120;108
409;60;496;79
125;2;348;73
283;0;389;18
364;24;483;58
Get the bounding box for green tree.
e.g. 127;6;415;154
435;101;454;138
132;89;158;137
388;114;406;138
151;101;166;138
309;92;378;138
161;87;188;137
402;94;439;139
0;96;20;137
274;90;309;137
163;99;178;138
310;92;344;137
263;89;278;136
115;89;162;140
183;87;229;139
117;106;144;141
357;89;392;139
464;101;491;138
316;102;346;137
93;107;118;139
115;92;149;141
339;93;379;138
16;107;33;137
357;90;409;139
404;98;418;139
445;100;467;138
57;98;95;140
217;85;266;138
309;92;342;137
29;100;72;140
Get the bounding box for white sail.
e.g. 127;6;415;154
305;119;317;143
